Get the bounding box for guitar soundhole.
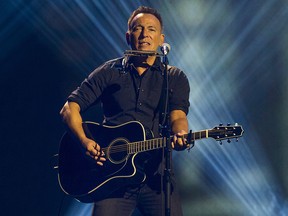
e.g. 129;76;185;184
107;138;129;164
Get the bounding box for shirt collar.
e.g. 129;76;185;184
126;56;164;73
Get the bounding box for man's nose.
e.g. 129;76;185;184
140;28;149;37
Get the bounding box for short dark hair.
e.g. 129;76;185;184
127;6;163;31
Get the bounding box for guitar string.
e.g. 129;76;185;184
97;128;239;154
101;138;165;154
99;132;205;154
99;130;214;154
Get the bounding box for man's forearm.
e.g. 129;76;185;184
171;117;188;134
170;110;188;134
60;101;87;142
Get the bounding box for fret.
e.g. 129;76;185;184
133;142;135;153
195;131;199;140
138;141;141;152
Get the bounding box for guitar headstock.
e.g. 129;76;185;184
209;123;244;143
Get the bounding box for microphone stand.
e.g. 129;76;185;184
124;49;172;215
159;52;172;216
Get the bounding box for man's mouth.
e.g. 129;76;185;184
139;41;151;46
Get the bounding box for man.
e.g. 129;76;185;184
60;6;190;216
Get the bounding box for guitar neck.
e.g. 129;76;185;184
127;130;208;154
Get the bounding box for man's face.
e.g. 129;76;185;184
126;13;164;51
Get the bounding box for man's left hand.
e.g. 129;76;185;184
171;130;189;151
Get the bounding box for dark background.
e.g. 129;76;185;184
1;0;287;215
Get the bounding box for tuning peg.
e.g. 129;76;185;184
227;123;231;126
219;140;223;145
236;138;239;142
219;123;223;126
227;139;231;143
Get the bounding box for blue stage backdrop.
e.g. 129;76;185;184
1;0;287;215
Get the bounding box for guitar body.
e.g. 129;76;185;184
58;121;150;203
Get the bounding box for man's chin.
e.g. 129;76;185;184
136;47;157;52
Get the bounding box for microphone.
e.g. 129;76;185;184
160;43;171;55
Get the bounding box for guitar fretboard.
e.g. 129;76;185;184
127;130;209;154
127;137;165;154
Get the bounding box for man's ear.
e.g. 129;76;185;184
159;34;165;46
126;32;130;45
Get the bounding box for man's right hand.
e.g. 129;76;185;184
60;101;106;166
80;137;106;166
